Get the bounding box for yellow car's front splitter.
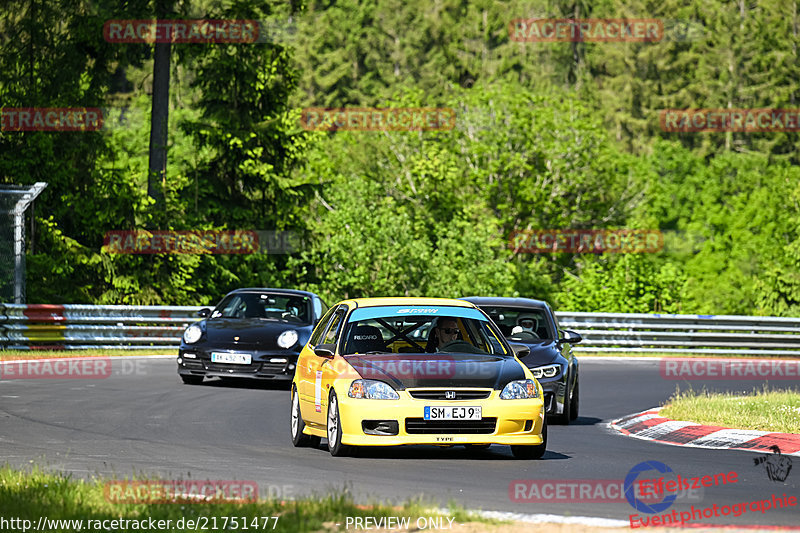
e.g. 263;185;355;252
335;394;545;447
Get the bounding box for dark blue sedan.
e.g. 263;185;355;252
460;297;581;424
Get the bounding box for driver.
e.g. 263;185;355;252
511;314;539;338
432;317;461;352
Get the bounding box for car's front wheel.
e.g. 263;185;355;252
290;386;320;448
552;370;573;425
511;416;547;459
180;374;203;385
569;372;579;421
326;392;351;457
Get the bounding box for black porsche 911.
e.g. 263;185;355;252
177;288;328;385
460;297;582;424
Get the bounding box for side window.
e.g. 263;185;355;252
219;295;244;318
322;308;346;345
309;306;336;346
550;306;561;338
313;297;323;321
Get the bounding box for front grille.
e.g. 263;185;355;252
405;418;497;434
408;390;491;400
205;362;260;373
182;360;204;370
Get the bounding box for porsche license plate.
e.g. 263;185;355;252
424;406;481;420
211;352;252;365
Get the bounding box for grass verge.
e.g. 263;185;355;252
0;349;175;360
660;386;800;433
0;466;499;533
577;351;798;359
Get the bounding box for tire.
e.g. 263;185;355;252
511;416;547;459
326;392;351;457
569;373;579;421
290;386;321;448
552;374;572;425
180;374;204;385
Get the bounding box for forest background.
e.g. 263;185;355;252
1;0;799;316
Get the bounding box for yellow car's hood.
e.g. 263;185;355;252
342;352;526;389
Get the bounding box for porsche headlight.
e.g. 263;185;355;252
277;330;299;349
531;364;561;379
183;324;203;344
348;379;400;400
500;379;539;399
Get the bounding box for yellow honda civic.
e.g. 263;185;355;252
289;298;546;458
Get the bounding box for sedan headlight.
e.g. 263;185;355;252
348;379;400;400
500;379;539;399
532;364;560;379
277;330;299;349
183;324;203;344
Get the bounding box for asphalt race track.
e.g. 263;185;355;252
1;356;798;527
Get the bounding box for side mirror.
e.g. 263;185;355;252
559;330;583;344
314;343;336;359
197;308;211;318
509;342;531;358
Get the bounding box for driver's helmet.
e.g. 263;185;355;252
286;300;302;318
516;313;538;333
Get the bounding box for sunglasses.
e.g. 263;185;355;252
440;328;459;335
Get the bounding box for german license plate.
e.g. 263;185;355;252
424;406;481;420
211;352;252;364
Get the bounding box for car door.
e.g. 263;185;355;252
301;305;347;426
297;306;336;409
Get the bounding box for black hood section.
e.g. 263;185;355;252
512;340;561;366
343;353;526;390
202;318;310;348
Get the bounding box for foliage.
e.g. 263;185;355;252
1;0;798;317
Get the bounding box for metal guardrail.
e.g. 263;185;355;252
1;304;799;355
556;312;800;355
0;304;200;350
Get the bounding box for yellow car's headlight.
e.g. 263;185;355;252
348;379;399;400
500;379;539;399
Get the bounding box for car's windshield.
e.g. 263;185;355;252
479;306;553;340
341;305;509;356
211;293;312;324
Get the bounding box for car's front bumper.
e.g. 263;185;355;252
334;389;545;446
177;347;299;380
540;379;566;415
